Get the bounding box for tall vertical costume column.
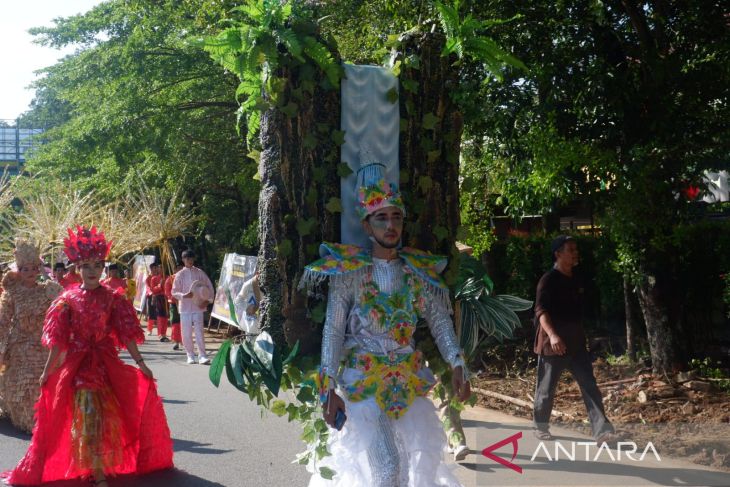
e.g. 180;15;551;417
340;64;400;247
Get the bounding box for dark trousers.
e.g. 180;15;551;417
533;349;614;438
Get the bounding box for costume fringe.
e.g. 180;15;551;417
298;269;329;294
425;281;453;315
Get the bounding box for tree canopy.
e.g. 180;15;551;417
20;0;259;254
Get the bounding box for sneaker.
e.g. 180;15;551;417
159;336;170;342
172;343;180;351
147;331;154;336
186;357;197;364
453;444;469;462
198;357;211;365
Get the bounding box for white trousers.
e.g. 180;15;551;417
180;311;208;359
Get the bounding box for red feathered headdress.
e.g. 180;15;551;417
63;226;112;263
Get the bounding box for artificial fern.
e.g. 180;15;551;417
204;0;340;145
434;0;527;79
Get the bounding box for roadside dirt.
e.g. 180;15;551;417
474;355;730;470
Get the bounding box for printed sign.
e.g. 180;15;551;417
211;253;258;331
132;255;156;312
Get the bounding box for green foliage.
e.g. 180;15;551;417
463;1;729;300
689;358;730;393
489;234;625;333
210;336;336;468
204;0;341;146
19;0;258;255
454;254;532;357
434;0;526;80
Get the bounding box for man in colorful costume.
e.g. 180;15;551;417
302;170;470;487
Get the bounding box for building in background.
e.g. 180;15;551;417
0;119;43;175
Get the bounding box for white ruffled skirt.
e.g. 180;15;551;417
308;369;462;487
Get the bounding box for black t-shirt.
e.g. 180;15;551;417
533;268;587;356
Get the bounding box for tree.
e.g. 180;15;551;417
466;0;730;374
19;0;259;256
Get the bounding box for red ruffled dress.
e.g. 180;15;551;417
2;286;174;485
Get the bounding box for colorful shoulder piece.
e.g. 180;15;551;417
398;247;448;290
399;247;452;314
299;242;372;290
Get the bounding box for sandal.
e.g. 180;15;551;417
596;431;621;445
533;429;554;441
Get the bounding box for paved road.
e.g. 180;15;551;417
1;336;310;487
2;335;729;486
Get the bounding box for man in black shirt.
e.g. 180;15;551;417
532;235;616;442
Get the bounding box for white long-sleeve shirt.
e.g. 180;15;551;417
171;266;215;313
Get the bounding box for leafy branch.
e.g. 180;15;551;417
203;0;341;145
434;0;526;80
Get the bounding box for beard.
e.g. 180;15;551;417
371;234;400;249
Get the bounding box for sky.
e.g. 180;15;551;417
0;0;103;121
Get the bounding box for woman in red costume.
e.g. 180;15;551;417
2;226;173;486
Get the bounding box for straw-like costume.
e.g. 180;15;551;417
3;227;173;485
0;240;62;433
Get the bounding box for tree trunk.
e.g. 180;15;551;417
623;275;638;361
635;266;684;376
395;26;463;282
258;58;341;347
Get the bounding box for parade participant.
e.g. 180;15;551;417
2;226;173;487
63;263;83;289
171;249;214;365
302;171;470;487
124;267;137;302
53;262;81;290
165;262;184;351
532;235;617;443
52;262;66;283
145;260;169;341
101;263;127;295
0;240;62;432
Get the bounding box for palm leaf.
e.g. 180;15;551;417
494;294;533;312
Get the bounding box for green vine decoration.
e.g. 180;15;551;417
209;291;335;479
203;0;341;146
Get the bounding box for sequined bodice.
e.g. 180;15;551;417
319;256;463;379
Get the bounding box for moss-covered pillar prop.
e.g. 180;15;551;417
258;50;342;349
393;27;463;283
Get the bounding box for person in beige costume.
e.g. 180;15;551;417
0;240;62;432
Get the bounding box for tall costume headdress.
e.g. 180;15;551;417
63;226;112;263
13;239;42;268
355;144;405;220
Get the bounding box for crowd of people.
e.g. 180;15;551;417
0;188;619;486
0;228;225;485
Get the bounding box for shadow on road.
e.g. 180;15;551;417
26;468;226;487
162;398;193;405
172;437;233;455
0;418;31;440
468;452;730;486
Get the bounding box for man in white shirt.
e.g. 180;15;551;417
171;249;215;364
